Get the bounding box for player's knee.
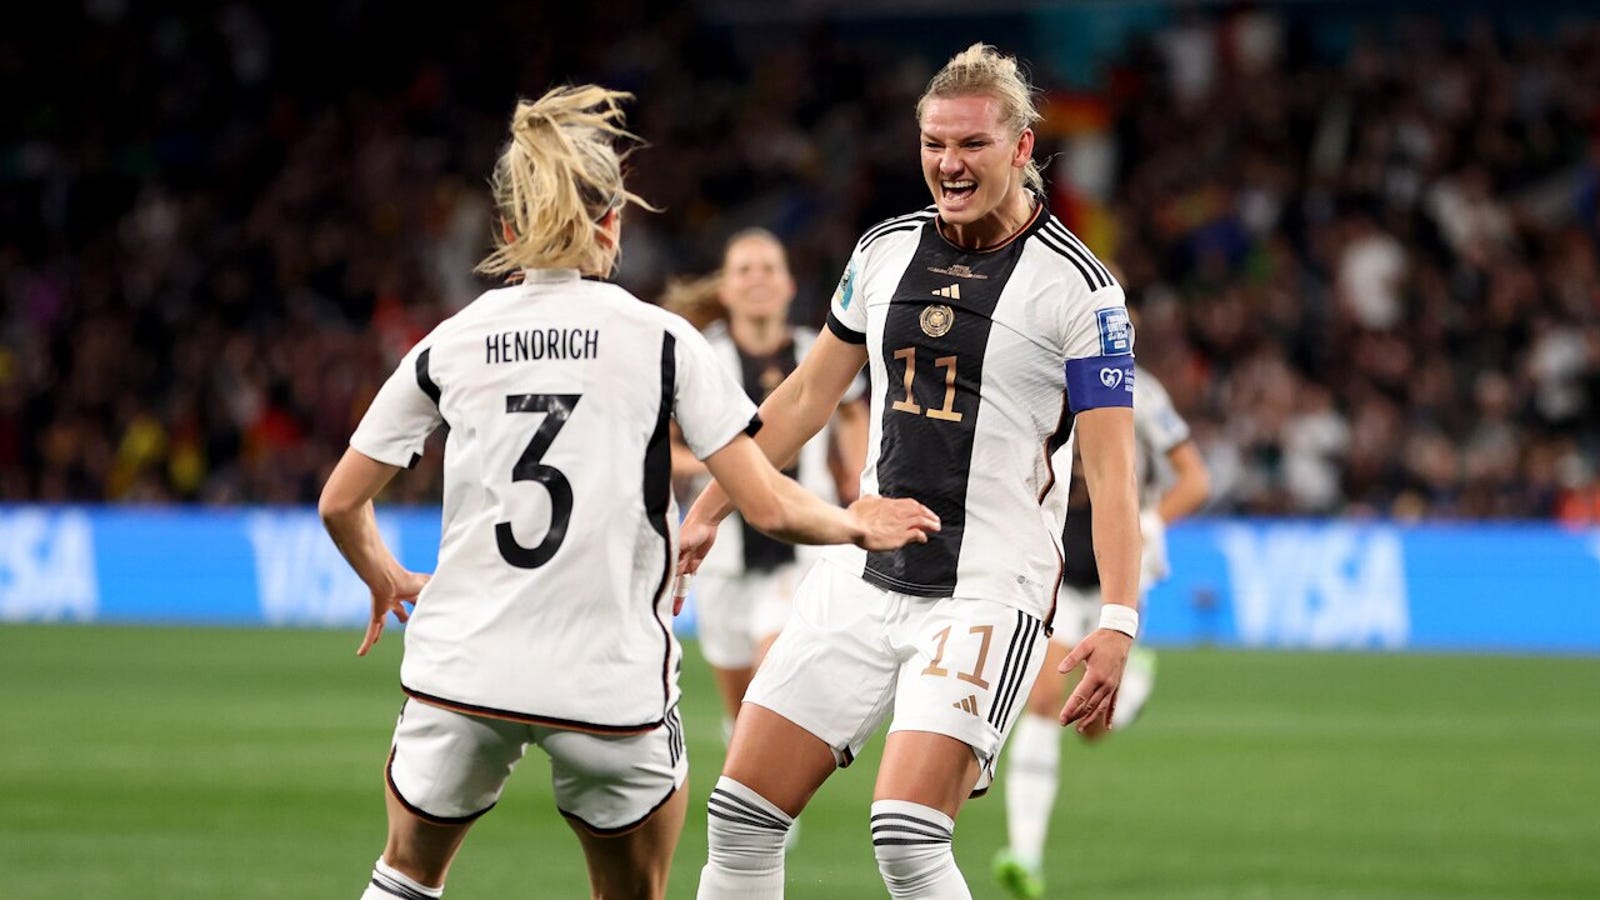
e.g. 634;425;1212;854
704;777;792;875
870;800;962;898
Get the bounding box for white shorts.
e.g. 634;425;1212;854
1048;582;1103;647
745;559;1046;794
386;698;687;835
1048;583;1150;647
694;563;803;669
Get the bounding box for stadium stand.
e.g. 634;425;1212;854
2;4;1596;519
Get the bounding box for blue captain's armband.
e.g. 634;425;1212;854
1065;355;1135;413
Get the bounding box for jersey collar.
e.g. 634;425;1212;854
933;189;1049;255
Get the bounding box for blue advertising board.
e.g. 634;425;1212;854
2;506;1597;653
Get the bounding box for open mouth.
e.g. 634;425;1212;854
941;180;977;203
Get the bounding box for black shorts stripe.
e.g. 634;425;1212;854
985;613;1029;729
663;707;683;767
873;837;954;846
1032;231;1101;290
1046;221;1114;286
991;614;1042;729
826;311;867;344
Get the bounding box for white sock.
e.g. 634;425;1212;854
698;777;793;899
870;799;971;899
1111;650;1157;729
362;857;443;899
1003;713;1060;870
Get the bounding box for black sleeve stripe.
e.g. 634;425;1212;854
1039;225;1109;289
1031;233;1099;290
826;311;867;344
1051;222;1115;286
1045;221;1115;286
743;414;763;437
860;221;926;251
414;347;442;407
859;208;937;247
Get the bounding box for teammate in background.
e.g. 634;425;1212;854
666;229;869;730
317;85;938;900
681;44;1142;899
995;357;1210;900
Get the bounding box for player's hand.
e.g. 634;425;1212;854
674;514;719;614
1140;509;1170;585
357;568;430;657
1058;627;1132;733
847;495;940;551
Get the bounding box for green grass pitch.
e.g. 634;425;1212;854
2;625;1596;898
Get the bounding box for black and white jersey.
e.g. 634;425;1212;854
1059;366;1191;588
695;323;864;576
349;268;758;733
822;200;1134;619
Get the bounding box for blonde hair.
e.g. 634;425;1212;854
662;228;792;331
477;85;654;277
660;271;726;331
916;43;1044;193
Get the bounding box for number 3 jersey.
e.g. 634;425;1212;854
823;201;1133;620
349;269;758;733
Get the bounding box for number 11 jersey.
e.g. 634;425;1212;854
349;268;758;732
823;200;1134;620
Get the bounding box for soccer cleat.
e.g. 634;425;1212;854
993;847;1044;900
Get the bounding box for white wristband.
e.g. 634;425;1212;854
1098;604;1139;639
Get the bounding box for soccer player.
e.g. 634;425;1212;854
681;45;1143;899
995;360;1210;900
317;85;938;900
668;228;869;731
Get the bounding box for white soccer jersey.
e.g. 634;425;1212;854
822;200;1134;619
349;268;758;733
696;323;863;577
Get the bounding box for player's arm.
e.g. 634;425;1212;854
702;433;938;550
828;396;869;504
668;422;707;480
684;330;868;529
319;449;430;656
1156;440;1210;523
1060;406;1141;731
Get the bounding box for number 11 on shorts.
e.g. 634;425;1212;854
922;624;993;689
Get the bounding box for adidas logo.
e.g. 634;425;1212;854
931;284;961;300
952;694;979;716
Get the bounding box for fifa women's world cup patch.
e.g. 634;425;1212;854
1096;307;1133;356
833;261;857;309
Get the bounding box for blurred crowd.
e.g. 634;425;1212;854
2;4;1597;520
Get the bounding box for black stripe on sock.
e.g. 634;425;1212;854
712;788;788;827
371;873;435;900
710;797;790;826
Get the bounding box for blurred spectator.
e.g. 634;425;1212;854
1;4;1596;519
